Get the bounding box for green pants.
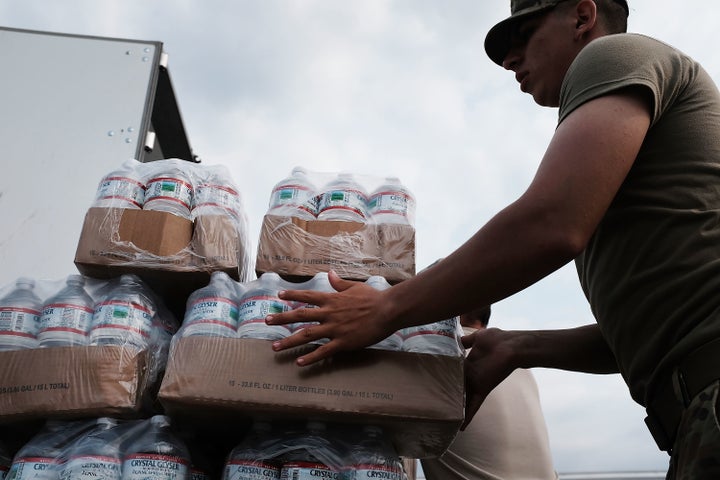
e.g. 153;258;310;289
667;380;720;479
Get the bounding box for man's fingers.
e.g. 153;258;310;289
295;341;339;366
277;288;327;306
266;304;323;326
328;270;361;292
271;324;327;351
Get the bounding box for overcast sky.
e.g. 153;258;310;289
2;0;719;475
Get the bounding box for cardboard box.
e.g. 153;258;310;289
74;207;247;317
255;215;415;283
0;346;150;424
158;337;464;458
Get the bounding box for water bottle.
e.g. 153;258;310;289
0;277;42;351
367;177;416;226
180;271;242;338
364;277;402;352
88;274;157;350
340;426;404;480
38;275;94;348
316;173;369;223
267;166;318;220
0;441;11;480
222;421;281;480
192;167;244;220
59;418;122;480
280;421;340;480
121;415;191;480
143;162;194;220
92;159;146;209
6;420;94;480
236;273;295;340
401;317;463;356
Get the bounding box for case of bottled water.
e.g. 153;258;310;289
81;158;252;283
257;168;417;283
0;274;179;423
7;417;202;480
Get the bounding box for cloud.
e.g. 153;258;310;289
3;0;714;474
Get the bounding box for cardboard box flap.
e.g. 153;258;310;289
117;208;192;256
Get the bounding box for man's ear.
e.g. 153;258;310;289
574;0;598;39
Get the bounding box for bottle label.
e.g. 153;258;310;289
269;184;318;217
144;176;193;211
317;189;368;220
348;465;403;480
185;296;239;331
121;453;189;480
368;191;414;221
95;176;145;209
280;462;338;480
236;295;293;339
89;300;154;346
194;183;242;217
402;320;461;356
224;460;280;480
39;303;93;339
190;468;212;480
0;307;40;337
59;455;121;480
7;457;58;480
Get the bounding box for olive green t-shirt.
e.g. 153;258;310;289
559;33;720;406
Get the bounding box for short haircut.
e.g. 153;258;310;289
460;305;492;328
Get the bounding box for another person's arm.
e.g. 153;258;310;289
461;323;618;428
267;90;651;366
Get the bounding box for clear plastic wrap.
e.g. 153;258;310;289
256;168;416;284
3;417;413;480
5;416;193;480
0;274;178;424
160;274;464;460
76;158;252;281
221;420;408;480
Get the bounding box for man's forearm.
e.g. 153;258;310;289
515;323;619;374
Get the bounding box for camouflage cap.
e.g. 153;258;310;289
484;0;629;66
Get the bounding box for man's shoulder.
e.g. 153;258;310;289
582;33;681;63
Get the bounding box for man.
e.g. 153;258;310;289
420;305;557;480
266;1;720;476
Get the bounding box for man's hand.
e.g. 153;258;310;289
461;327;521;429
265;270;399;366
